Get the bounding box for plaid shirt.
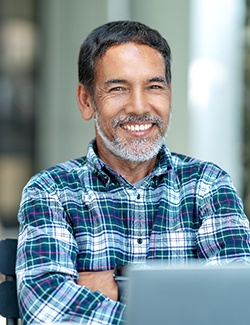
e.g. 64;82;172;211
16;140;250;324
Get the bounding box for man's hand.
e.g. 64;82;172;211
78;270;118;301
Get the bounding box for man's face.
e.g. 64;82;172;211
92;42;172;163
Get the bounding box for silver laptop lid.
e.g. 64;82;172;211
125;263;250;325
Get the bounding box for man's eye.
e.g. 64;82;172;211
110;86;124;92
150;85;162;89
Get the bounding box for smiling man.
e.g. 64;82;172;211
16;21;250;325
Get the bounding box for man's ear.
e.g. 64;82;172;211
77;83;95;120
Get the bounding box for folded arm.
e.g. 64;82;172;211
196;172;250;264
16;183;124;325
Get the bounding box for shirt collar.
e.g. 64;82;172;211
86;139;173;185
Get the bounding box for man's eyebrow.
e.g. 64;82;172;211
104;76;167;85
149;76;167;83
105;78;128;85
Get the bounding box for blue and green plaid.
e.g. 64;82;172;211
16;140;250;324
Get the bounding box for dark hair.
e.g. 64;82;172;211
78;20;172;94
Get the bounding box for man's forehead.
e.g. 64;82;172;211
96;43;165;69
96;43;163;66
94;43;167;85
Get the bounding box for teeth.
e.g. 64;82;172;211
122;124;152;131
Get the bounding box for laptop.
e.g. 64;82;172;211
125;263;250;325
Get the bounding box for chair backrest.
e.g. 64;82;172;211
0;238;19;325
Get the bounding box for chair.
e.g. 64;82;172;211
0;238;19;325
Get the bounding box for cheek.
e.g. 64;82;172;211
97;101;125;127
95;88;127;106
97;112;116;134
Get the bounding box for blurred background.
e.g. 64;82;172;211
0;0;250;239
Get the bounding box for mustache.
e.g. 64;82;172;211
112;114;164;128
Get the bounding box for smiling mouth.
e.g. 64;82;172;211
121;123;153;132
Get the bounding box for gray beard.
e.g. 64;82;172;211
94;111;170;163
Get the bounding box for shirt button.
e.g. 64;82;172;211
137;238;143;244
103;176;108;184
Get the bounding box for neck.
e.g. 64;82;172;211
97;145;157;184
115;157;157;184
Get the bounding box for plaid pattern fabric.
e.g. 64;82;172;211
16;140;250;324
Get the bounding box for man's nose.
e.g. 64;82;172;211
125;89;149;115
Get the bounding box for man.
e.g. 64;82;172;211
16;20;250;324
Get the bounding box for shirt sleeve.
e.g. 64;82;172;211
16;176;125;325
196;169;250;264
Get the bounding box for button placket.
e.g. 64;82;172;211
136;189;144;250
